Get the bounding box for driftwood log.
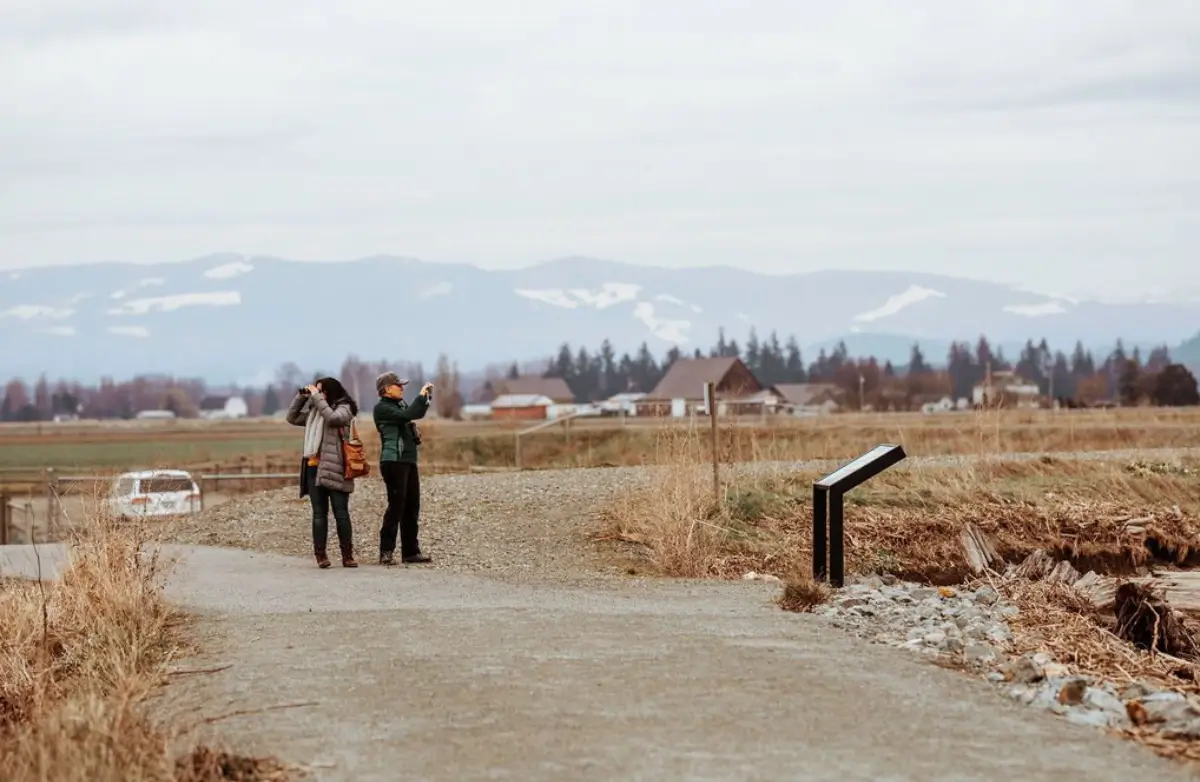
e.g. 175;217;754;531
1113;582;1200;660
1007;549;1081;585
960;524;1001;574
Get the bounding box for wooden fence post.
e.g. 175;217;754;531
704;382;720;504
45;467;59;531
1;491;10;546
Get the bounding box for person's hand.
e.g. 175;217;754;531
305;384;321;397
420;383;434;397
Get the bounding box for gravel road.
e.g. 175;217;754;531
1;542;1195;782
165;446;1200;582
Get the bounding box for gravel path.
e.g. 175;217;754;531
1;542;1194;782
165;446;1200;582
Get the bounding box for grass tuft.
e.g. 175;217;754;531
777;577;831;613
0;487;292;781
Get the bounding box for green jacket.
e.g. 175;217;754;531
374;394;430;463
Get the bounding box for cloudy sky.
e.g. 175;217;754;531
1;0;1197;301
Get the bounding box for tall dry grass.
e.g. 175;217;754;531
0;493;289;781
599;413;1200;584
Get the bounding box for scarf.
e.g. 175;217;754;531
302;401;325;460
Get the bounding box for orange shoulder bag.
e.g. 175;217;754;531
341;417;371;480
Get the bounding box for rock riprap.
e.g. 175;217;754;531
811;575;1200;739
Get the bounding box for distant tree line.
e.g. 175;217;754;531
0;352;462;422
521;329;1199;410
2;329;1197;421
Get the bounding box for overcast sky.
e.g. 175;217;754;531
1;0;1197;301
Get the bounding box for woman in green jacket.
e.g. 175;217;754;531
373;371;433;565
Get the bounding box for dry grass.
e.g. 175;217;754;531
0;498;292;780
601;422;1200;583
777;576;832;613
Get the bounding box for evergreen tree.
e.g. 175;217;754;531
784;337;805;382
745;329;761;374
262;385;281;416
907;343;929;374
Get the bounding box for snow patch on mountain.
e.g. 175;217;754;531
853;285;947;323
515;283;642;310
515;288;578;309
420;281;453;298
1;304;75;320
203;260;254;280
1003;301;1069;317
109;325;150;338
568;283;641;309
654;293;705;314
633;302;691;343
106;291;241;316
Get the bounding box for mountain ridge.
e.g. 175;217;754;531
2;253;1195;383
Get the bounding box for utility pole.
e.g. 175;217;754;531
984;359;993;408
1044;355;1055;411
858;374;865;411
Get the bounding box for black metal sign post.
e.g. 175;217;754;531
812;444;907;588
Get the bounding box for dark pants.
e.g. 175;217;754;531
306;465;352;552
379;461;421;557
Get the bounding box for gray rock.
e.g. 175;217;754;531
837;597;869;609
1066;707;1116;729
964;644;998;665
923;631;947;646
1119;681;1157;701
1001;656;1044;684
911;587;939;601
1084;687;1127;717
973;586;1000;605
1161;718;1200;739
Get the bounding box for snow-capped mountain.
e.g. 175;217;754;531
2;253;1197;382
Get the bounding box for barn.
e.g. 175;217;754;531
639;357;763;417
490;394;555;421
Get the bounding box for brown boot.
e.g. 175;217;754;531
315;546;331;569
341;543;358;568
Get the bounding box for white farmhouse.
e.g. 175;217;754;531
198;395;249;420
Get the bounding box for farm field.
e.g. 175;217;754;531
2;407;1200;476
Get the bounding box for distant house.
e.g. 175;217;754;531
921;395;957;415
641;357;763;417
973;371;1041;409
135;409;177;420
600;392;647;416
490;394;555;421
198;395;249;420
460;403;493;421
493;376;575;404
772;383;841;417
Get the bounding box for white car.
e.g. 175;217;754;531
105;469;202;519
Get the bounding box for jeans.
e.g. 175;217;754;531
379;461;421;557
306;466;352;552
